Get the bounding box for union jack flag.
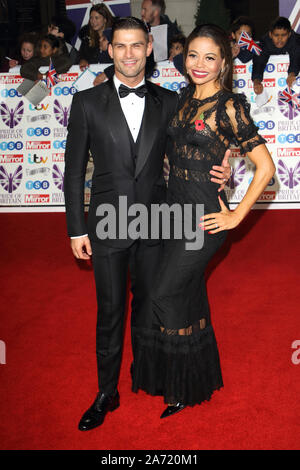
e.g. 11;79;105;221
238;31;262;56
46;58;60;89
278;87;300;110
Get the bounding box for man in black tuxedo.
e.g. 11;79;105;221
64;17;230;431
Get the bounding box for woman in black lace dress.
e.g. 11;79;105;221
131;25;275;418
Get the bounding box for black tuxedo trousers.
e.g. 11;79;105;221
92;239;161;394
64;79;178;394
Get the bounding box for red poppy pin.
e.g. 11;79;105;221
195;113;205;131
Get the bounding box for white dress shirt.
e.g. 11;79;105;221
113;75;146;142
71;75;146;239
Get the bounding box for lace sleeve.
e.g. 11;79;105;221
218;93;266;155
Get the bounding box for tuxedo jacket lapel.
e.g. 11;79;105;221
135;83;162;178
102;79;135;174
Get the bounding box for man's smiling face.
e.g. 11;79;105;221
108;28;152;85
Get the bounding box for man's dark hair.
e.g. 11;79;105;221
111;17;149;42
50;16;76;43
149;0;166;14
270;16;291;32
230;16;255;37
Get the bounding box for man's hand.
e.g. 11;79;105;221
71;236;92;260
253;79;263;95
93;72;107;86
286;72;296;89
210;149;231;192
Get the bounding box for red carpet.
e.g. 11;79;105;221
0;210;300;450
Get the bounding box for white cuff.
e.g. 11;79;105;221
70;234;88;239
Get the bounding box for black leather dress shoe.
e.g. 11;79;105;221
160;403;186;419
78;391;120;431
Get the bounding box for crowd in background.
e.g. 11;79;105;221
0;0;299;94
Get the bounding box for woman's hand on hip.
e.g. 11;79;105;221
199;196;242;233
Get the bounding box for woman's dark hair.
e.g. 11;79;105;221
88;4;114;47
183;24;233;92
230;16;255;38
270;16;291;32
111;17;149;42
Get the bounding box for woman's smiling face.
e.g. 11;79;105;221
185;37;224;88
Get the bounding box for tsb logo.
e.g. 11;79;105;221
278;134;300;144
268;177;275;186
26;180;50;190
26;127;51;137
233;79;246;88
0;88;22;98
53;86;76;96
0;141;23;151
53;140;66;149
278;77;286;87
256;120;275;130
265;63;275;73
163;82;186;91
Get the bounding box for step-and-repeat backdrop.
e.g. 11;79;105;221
0;55;299;212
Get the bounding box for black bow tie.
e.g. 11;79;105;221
118;83;148;99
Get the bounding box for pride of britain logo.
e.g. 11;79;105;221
277;87;300;120
54;99;70;127
0;165;22;193
0;101;24;128
52;164;64;191
226;160;246;189
277;160;300;189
